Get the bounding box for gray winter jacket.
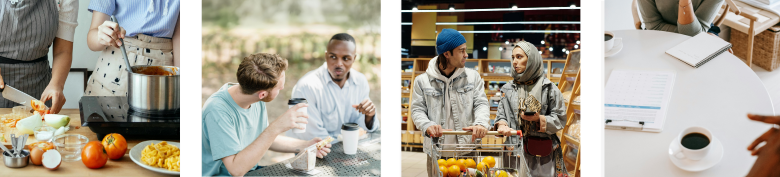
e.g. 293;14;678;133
411;57;491;155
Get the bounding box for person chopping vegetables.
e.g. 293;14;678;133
83;0;180;97
0;0;79;114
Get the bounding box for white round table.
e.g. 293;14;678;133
605;30;775;176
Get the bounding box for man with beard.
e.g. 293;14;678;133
410;28;490;177
286;33;379;141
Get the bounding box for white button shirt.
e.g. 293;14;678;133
285;63;379;141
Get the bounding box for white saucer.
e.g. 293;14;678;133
667;136;723;172
605;38;623;57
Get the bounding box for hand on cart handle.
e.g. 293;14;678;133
463;125;488;142
425;125;452;138
497;124;520;137
441;130;522;137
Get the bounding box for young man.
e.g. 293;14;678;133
410;28;490;177
202;53;331;176
285;33;379;141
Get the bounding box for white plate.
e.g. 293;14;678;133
129;140;180;175
605;38;623;58
667;136;723;172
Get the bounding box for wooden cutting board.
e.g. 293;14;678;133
0;109;179;176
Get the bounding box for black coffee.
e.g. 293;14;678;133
605;34;613;41
681;133;710;150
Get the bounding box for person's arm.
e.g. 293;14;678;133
470;76;491;130
219;104;309;176
220;126;282;177
746;114;780;177
677;0;722;36
639;0;680;32
410;76;437;137
270;136;331;159
86;0;126;51
41;39;73;114
172;15;180;67
354;82;378;132
462;76;489;141
495;91;514;137
41;0;78;113
541;85;567;135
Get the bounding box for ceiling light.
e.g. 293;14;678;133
576;40;580;44
541;41;545;45
449;4;455;11
505;41;509;44
400;7;580;13
539;51;543;54
574;45;579;49
511;3;518;9
499;47;503;51
483;47;487;51
549;47;553;51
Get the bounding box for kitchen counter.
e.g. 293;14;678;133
0;109;179;176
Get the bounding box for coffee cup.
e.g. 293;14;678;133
341;123;359;155
673;126;712;161
288;98;308;133
605;31;617;53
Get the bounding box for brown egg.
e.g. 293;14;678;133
30;147;44;166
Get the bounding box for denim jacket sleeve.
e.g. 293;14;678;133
411;75;436;137
471;75;491;129
542;85;567;134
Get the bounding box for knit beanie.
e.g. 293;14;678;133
436;28;467;55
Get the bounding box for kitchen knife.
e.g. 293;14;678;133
0;84;44;109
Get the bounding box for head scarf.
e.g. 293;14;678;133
510;41;544;85
510;41;546;114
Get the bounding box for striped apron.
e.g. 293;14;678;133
84;34;173;96
0;0;58;108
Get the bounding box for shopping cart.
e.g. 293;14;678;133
430;131;530;177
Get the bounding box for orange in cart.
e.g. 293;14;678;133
438;159;448;167
477;162;489;173
465;159;477;168
483;156;496;168
448;165;461;177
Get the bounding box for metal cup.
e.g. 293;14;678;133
3;149;29;168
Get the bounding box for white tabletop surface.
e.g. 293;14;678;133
605;30;775;176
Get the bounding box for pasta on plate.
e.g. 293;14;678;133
141;141;180;171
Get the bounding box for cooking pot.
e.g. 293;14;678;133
127;65;180;114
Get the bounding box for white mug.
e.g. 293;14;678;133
605;31;619;53
673;126;712;161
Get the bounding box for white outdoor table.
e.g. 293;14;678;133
605;30;775;176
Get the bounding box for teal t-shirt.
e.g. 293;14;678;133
202;83;268;176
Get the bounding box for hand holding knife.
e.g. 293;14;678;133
0;68;49;111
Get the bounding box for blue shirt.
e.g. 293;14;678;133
285;63;379;141
88;0;179;38
202;83;268;176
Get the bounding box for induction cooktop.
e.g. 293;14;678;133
79;96;179;140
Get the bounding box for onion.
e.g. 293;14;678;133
42;150;62;170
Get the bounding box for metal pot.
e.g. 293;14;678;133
128;65;180;114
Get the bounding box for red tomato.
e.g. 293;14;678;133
82;141;108;169
102;133;127;160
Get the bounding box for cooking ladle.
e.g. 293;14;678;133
111;16;133;74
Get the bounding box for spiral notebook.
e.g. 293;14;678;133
665;33;732;68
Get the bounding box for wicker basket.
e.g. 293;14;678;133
730;26;780;71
